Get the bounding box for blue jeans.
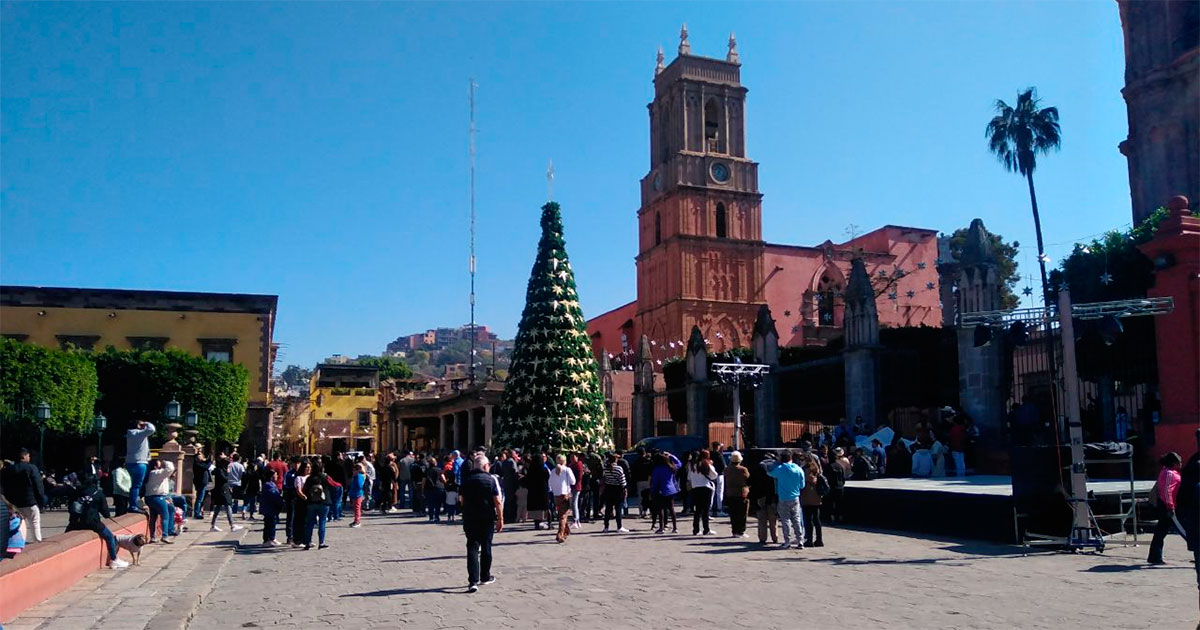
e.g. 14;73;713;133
262;513;278;543
126;463;148;509
193;485;207;518
330;486;344;520
99;526;118;562
245;493;258;517
147;495;174;539
305;504;329;546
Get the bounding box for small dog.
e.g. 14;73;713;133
115;534;148;565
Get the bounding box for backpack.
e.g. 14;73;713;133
815;473;831;497
825;461;846;489
305;474;327;503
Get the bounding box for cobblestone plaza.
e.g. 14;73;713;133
10;508;1193;630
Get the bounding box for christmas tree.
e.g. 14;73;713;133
494;202;613;454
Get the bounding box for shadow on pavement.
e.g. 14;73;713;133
1082;563;1187;573
340;586;463;597
382;555;459;563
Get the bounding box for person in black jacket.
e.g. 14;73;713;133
192;451;211;519
66;475;128;568
1;449;46;542
209;457;242;532
460;457;503;593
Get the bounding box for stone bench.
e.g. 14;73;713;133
0;512;148;624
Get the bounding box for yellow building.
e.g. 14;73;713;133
307;363;380;455
0;285;278;452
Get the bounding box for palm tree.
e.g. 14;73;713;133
986;87;1061;305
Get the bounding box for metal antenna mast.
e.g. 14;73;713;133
469;78;478;386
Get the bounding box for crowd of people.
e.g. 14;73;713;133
0;417;1195;596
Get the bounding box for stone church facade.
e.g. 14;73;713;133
587;30;943;365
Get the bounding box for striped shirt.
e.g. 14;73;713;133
602;465;627;488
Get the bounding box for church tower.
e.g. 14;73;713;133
636;27;765;352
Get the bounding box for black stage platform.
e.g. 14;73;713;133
839;476;1153;542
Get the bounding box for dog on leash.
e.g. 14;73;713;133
115;534;148;565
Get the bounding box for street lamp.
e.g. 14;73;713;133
93;413;107;459
165;399;181;421
182;408;199;446
33;401;51;465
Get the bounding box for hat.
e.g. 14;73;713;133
729;451;743;463
833;447;845;456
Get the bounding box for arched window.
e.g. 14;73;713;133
715;203;727;238
704;98;722;152
654;212;661;246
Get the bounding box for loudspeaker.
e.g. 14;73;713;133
1010;446;1072;538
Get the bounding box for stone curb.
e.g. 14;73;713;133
144;527;249;630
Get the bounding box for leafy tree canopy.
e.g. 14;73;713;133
353;355;415;382
1049;206;1189;303
948;225;1022;309
0;338;99;435
92;347;249;445
279;364;312;389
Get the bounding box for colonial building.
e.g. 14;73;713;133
0;285;278;453
1117;0;1198;224
587;30;942;363
306;363;380;455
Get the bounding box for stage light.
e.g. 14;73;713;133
1008;321;1029;346
973;325;992;348
1098;314;1123;346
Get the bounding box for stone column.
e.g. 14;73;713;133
159;424;186;494
452;413;461;452
685;326;709;439
955;219;1006;439
439;415;449;452
467;408;478;450
843;258;881;429
483;405;494;446
751;304;781;447
632;335;656;442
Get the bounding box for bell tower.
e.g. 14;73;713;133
636;27;765;352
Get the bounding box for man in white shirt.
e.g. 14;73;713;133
547;455;576;544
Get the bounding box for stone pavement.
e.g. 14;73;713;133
7;522;247;630
183;508;1194;630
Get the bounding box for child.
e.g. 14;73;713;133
444;475;459;523
5;502;25;559
348;463;365;528
258;468;284;546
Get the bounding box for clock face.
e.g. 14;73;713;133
711;162;731;183
653;172;662;191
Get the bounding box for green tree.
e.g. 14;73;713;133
495;202;612;453
353;355;414;382
92;347;249;444
948;225;1022;309
280;364;312;388
1049;206;1185;303
986;87;1061;304
0;338;98;435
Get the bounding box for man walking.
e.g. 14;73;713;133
1;449;46;542
227;453;246;516
460;455;503;593
767;451;806;549
125;420;155;512
398;451;414;509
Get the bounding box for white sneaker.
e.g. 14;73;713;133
617;527;630;533
110;559;130;569
268;539;280;546
231;525;244;532
210;526;222;532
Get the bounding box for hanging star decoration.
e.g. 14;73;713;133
1022;286;1033;297
1099;272;1113;285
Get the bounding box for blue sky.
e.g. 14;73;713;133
2;2;1131;369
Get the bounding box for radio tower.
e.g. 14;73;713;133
468;78;478;386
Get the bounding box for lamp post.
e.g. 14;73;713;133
33;401;51;466
93;413;107;459
183;409;199;445
165;399;181;422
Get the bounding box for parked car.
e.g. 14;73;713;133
623;435;708;469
